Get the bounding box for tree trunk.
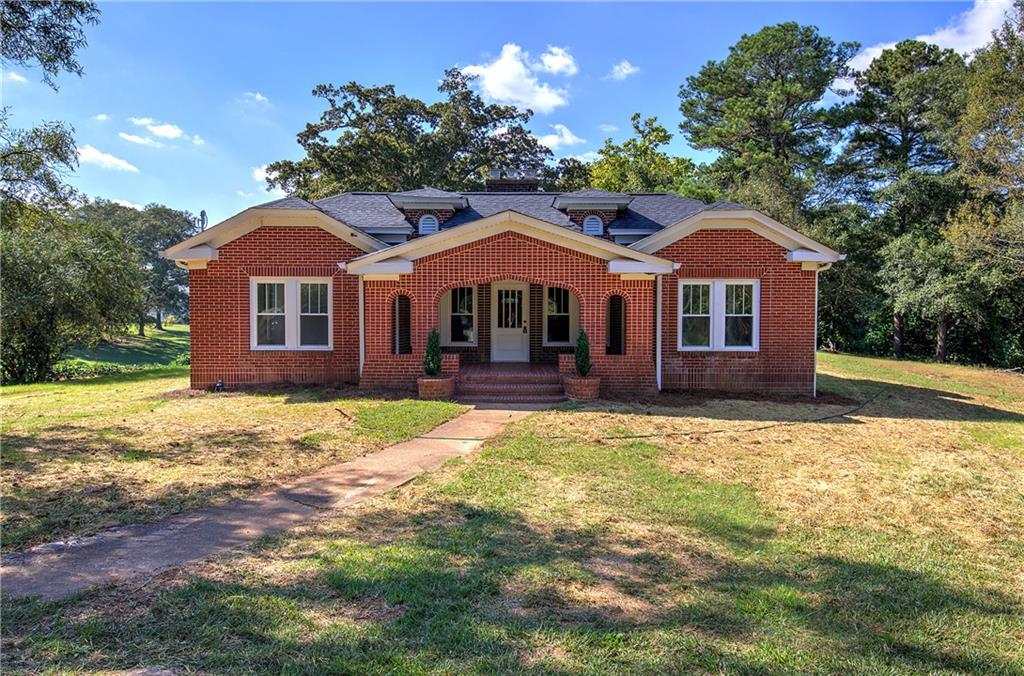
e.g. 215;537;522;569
935;314;949;363
155;310;163;331
892;311;905;359
138;314;146;337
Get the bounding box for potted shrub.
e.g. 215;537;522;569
563;330;600;400
417;328;455;399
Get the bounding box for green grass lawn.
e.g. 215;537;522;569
65;323;191;367
0;369;465;553
3;354;1023;673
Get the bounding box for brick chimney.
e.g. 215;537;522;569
484;169;541;192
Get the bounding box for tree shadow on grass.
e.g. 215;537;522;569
587;373;1024;425
5;500;1019;673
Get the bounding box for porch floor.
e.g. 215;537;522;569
456;362;564;404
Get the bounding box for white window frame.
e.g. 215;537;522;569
677;279;759;352
418;214;439;235
250;277;333;351
582;215;603;236
543;286;579;346
439;286;477;346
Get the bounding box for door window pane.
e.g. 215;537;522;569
498;289;522;329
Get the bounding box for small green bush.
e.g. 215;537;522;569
575;330;592;377
423;328;442;377
49;360;148;381
171;353;191;365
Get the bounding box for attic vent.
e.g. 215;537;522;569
583;215;603;235
418;214;439;234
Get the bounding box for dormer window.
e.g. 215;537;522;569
418;214;439;235
582;215;603;236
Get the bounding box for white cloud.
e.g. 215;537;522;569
463;43;569;114
605;60;640;81
192;134;205;145
94;113;109;121
112;198;144;210
846;0;1014;81
119;132;163;148
129;116;185;139
251;165;286;198
3;70;27;83
78;145;139;172
598;123;617;133
242;91;270;104
236;190;255;198
568;151;600;163
537;124;586;151
533;46;578;76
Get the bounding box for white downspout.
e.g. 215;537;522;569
813;267;819;397
655;274;663;391
358;274;365;377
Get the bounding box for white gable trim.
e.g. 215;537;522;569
345;210;672;274
163;207;387;261
630;209;844;262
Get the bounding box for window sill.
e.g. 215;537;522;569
543;342;572;347
251;345;333;352
442;342;478;348
678;346;759;353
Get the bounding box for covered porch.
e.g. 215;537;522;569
345;211;674;394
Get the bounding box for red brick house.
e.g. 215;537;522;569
165;179;843;401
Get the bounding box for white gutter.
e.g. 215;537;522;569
813;268;819;397
358;274;365;377
656;274;663;391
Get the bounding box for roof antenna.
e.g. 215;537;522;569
197;210;208;231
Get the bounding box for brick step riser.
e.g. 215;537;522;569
457;395;567;404
456;384;564;396
458;374;562;385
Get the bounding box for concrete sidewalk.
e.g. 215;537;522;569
1;407;529;602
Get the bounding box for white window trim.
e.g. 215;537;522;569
418;214;439;235
250;277;333;351
439;286;478;347
582;215;603;236
677;279;760;352
542;286;579;346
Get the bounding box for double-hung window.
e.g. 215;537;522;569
251;278;333;350
440;286;476;345
678;279;759;351
544;286;577;345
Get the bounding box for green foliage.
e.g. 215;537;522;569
574;329;592;377
679;22;858;177
48;359;150;381
265;70;552;198
0;110;79;217
590;113;714;199
540;157;592;192
0;221;145;383
75;200;199;329
0;0;100;90
423;328;442;377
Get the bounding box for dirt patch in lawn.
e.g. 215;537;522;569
0;372;465;552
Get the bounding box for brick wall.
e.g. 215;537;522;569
359;230;656;394
188;225;363;389
655;229;817;395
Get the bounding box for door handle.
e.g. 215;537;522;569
522;322;527;334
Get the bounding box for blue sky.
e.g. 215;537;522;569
1;1;1013;224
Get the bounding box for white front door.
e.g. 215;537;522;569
491;282;530;362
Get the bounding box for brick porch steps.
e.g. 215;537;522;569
455;363;565;404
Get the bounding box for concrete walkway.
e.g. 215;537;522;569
1;407;530;602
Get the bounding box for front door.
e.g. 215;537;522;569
491;282;529;362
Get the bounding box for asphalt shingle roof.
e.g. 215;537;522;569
257;190;751;240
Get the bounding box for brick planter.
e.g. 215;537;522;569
563;374;600;401
417;375;456;400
